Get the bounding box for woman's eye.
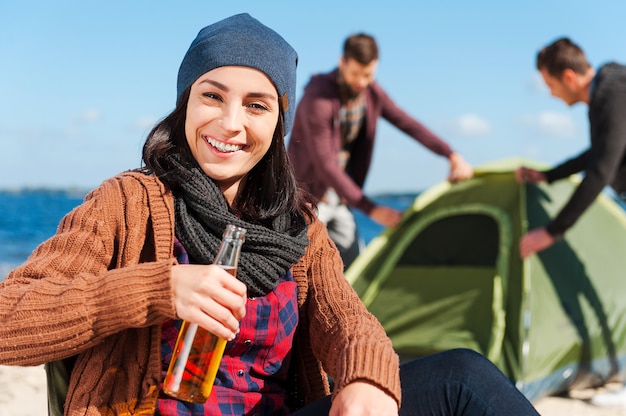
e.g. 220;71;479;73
202;92;221;100
248;102;269;112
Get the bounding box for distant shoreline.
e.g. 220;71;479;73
0;187;90;195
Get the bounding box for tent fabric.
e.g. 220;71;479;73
345;159;626;401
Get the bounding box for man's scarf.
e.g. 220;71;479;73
162;156;308;297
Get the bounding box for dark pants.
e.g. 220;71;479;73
291;349;540;416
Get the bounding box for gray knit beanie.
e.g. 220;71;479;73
177;13;298;135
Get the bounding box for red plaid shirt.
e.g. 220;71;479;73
157;239;299;415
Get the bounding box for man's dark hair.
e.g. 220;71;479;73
536;37;591;78
343;33;378;65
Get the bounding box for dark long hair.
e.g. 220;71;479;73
142;87;314;232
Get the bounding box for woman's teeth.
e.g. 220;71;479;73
206;137;242;153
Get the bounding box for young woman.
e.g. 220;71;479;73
0;13;539;416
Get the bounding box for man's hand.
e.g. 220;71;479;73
519;227;555;259
448;152;473;182
516;166;547;184
369;205;403;228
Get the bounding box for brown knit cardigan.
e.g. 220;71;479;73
0;172;400;415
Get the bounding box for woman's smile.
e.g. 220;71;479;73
203;135;247;154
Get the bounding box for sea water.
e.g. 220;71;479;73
0;189;417;280
0;189;87;278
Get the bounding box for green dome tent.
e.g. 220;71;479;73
346;159;626;402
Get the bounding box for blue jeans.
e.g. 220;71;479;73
291;349;539;415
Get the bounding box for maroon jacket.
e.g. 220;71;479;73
287;69;453;214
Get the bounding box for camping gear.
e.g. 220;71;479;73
346;159;626;401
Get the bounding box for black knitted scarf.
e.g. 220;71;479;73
161;156;309;297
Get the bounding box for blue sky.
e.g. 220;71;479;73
1;1;625;194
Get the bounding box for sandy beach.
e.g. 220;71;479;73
534;383;626;416
1;365;626;415
0;365;47;416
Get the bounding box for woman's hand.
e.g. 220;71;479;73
330;381;398;416
170;264;247;340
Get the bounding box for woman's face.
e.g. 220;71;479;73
185;66;279;203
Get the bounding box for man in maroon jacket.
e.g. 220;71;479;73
287;33;473;268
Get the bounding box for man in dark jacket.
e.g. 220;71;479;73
287;33;473;268
518;37;626;408
517;38;626;265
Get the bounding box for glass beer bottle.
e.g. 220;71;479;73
163;224;246;403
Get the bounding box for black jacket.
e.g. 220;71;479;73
543;62;626;237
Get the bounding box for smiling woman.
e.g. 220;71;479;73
184;67;279;204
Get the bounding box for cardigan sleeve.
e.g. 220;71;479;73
0;175;178;366
302;219;401;406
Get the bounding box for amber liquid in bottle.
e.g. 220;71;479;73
163;225;245;403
